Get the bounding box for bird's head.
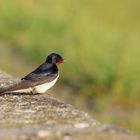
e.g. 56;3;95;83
46;53;64;66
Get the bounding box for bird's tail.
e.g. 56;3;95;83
0;85;17;95
0;88;7;95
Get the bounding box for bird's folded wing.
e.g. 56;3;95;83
1;73;58;93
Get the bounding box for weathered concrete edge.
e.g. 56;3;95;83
0;124;136;137
0;70;139;139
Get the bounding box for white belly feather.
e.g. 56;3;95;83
34;75;59;93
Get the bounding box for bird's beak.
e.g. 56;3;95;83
56;60;64;66
61;59;64;63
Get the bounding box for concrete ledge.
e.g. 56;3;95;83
0;70;139;140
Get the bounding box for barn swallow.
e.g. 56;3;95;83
1;53;63;95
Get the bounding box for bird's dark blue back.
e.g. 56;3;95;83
21;63;58;81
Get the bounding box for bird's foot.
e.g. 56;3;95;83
31;88;39;95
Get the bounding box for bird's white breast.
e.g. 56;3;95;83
34;75;59;93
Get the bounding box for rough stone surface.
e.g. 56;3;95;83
0;70;139;140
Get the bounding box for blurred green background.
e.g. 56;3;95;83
0;0;140;134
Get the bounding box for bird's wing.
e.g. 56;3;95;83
4;73;58;92
5;80;38;91
21;63;58;82
4;63;58;92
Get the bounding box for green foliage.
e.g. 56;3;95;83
0;0;140;133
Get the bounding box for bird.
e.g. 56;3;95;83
0;53;64;95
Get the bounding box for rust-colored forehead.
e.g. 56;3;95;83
56;60;64;66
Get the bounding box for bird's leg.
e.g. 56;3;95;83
31;88;39;95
